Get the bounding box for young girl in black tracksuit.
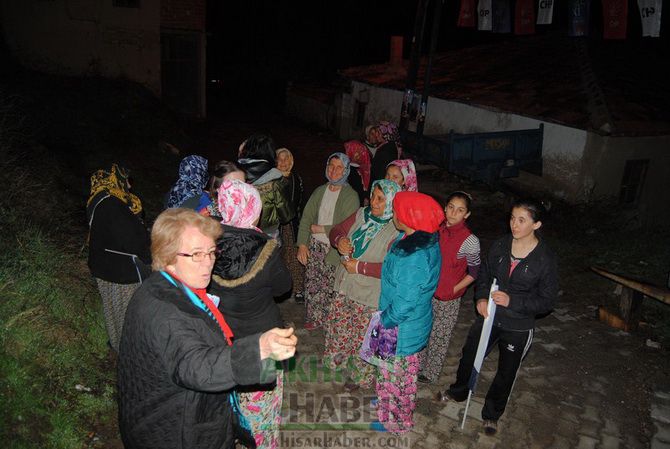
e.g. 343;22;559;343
437;198;559;436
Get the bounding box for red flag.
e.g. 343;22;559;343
458;0;477;27
602;0;628;39
515;0;536;34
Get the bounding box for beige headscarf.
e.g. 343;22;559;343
275;147;294;177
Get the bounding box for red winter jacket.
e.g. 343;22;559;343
434;220;472;301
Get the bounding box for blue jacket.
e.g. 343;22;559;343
379;231;441;356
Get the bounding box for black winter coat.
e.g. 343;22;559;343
369;141;398;184
474;235;559;331
117;272;275;449
210;226;291;338
87;195;151;284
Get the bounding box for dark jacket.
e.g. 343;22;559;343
87;195;151;284
348;168;366;206
239;159;297;233
283;172;304;237
209;226;290;338
370;142;398;184
118;272;275;449
474;235;559;331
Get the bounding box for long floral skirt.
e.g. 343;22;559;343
324;293;377;387
375;354;420;435
419;297;461;382
95;278;140;352
304;237;336;327
238;370;284;449
280;224;305;295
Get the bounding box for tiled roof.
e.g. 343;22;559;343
339;36;670;136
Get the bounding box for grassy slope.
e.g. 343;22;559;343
0;69;184;449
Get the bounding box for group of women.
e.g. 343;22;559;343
86;120;559;447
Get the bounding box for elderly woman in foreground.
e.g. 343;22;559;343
117;208;297;449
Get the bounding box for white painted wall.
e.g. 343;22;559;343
289;80;670;222
1;0;161;94
348;81;590;202
341;80;670;224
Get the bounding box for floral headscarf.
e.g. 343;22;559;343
276;148;294;177
349;180;401;259
325;152;351;186
344;140;371;191
217;180;262;229
166;155;208;208
377;121;403;158
387;159;418;192
87;164;142;218
393;191;443;233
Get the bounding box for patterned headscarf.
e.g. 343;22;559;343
275;148;294;177
377;121;403;158
350;180;401;259
387;159;418;192
166;155;208;208
217;180;262;229
87;164;142;215
378;121;400;144
344;140;371;191
393;191;444;233
325;152;351;186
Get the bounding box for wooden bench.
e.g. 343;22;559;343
591;266;670;331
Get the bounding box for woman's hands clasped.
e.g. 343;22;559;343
336;237;353;256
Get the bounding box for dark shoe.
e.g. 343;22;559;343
434;389;466;403
483;420;498;436
417;374;432;384
294;292;305;304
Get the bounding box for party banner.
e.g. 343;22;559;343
515;0;536;34
637;0;662;37
458;0;477;27
568;0;591;36
602;0;628;39
537;0;555;24
493;0;512;33
478;0;493;31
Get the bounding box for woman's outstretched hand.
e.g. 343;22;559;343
259;327;298;361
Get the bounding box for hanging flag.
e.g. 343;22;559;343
515;0;536;34
458;0;477;27
537;0;555;24
492;0;512;33
478;0;493;31
638;0;663;37
602;0;628;39
568;0;591;36
461;279;498;429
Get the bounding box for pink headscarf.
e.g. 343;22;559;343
344;140;371;191
217;180;262;229
387;159;418;192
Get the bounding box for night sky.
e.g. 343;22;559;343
207;0;668;107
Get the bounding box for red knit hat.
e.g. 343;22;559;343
392;192;444;233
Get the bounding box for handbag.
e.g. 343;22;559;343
359;311;397;371
230;391;257;449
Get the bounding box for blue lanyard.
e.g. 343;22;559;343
160;271;217;326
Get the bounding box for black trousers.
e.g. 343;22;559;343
448;318;533;421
